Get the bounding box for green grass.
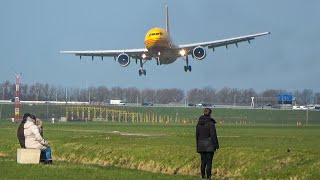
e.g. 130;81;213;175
2;104;320;125
1;120;320;179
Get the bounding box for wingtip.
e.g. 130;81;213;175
60;51;71;54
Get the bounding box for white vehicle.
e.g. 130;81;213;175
293;106;307;110
110;100;125;105
196;102;212;107
307;105;315;109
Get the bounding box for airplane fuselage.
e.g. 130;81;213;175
144;27;177;64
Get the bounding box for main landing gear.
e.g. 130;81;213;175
184;55;192;72
139;59;147;76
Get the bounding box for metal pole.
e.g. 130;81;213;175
306;108;309;125
89;91;91;104
47;102;49;121
65;87;67;103
0;85;4;120
14;73;21;122
69;87;71;102
136;94;138;107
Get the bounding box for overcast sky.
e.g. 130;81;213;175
1;0;319;92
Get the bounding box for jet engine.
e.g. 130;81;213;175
117;53;130;67
192;46;206;60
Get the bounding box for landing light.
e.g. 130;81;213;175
179;49;186;56
142;53;147;59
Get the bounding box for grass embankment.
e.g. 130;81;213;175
0;158;197;180
1;121;320;179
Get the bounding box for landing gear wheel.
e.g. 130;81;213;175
139;69;146;76
184;66;191;72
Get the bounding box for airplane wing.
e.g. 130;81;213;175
177;32;270;51
60;48;149;60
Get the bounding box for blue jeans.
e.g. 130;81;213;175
40;147;52;161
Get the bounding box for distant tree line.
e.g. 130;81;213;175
1;80;319;106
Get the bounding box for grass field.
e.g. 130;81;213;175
1;104;320;125
1;119;320;179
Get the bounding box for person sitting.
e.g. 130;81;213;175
35;116;43;137
24;115;52;164
17;113;30;148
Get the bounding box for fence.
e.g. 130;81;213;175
65;106;180;123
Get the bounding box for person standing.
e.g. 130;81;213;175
24;115;52;164
196;108;219;179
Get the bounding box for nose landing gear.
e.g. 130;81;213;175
139;69;146;76
184;65;191;72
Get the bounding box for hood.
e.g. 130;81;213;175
24;121;35;129
198;115;216;125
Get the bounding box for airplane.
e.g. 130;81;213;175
61;3;270;76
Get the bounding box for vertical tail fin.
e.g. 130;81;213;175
166;1;169;33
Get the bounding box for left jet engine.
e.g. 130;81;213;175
117;53;130;67
192;46;206;60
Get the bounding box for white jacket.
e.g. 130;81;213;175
24;121;48;150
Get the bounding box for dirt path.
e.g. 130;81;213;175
54;129;167;137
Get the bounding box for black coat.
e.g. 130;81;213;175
196;115;219;153
17;120;26;148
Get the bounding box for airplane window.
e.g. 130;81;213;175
156;33;159;35
160;32;163;35
152;33;155;35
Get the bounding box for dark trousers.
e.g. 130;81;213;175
200;152;214;178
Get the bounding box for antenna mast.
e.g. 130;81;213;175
166;0;169;33
14;73;21;122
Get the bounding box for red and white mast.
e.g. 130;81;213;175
15;73;21;122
